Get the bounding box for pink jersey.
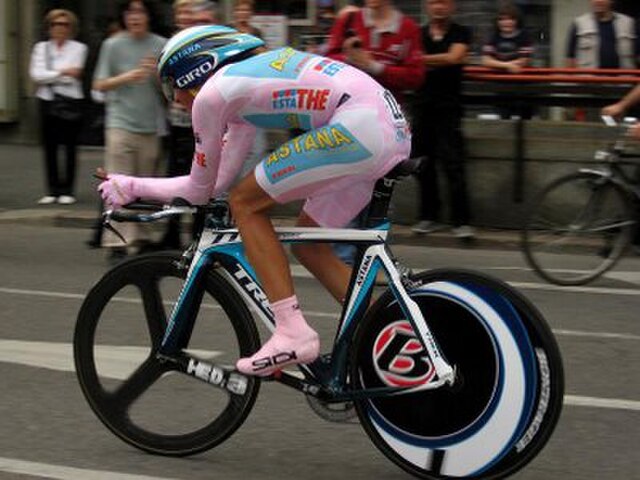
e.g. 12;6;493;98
131;48;411;227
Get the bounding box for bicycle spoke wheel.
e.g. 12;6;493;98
74;252;260;456
351;270;563;479
522;172;634;285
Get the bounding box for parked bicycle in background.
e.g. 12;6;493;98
522;116;640;285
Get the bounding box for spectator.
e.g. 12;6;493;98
481;2;534;119
566;0;639;122
173;0;195;30
227;0;268;181
86;17;124;249
160;0;218;249
191;0;218;26
29;9;88;206
411;0;474;240
301;2;336;55
92;0;167;263
566;0;639;70
602;83;640;139
325;0;425;263
230;0;263;38
482;3;533;75
326;0;425;98
602;84;640;250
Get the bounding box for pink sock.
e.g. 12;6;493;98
236;295;320;376
271;296;306;334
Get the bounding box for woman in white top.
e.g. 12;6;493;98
29;9;88;205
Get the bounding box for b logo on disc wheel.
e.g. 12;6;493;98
373;320;435;387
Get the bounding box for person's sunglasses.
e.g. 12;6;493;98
51;22;71;27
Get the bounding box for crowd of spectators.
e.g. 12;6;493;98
28;0;640;260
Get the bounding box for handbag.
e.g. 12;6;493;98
44;42;84;122
48;93;83;122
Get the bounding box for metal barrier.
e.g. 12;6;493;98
461;66;640;201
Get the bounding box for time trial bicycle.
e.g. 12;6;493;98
74;158;564;479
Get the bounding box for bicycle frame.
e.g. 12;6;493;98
156;222;456;401
585;118;640;198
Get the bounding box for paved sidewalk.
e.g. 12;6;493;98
0;143;523;249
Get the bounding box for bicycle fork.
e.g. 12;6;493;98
364;245;456;387
154;248;252;396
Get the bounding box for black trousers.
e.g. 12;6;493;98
39;100;82;196
411;103;470;226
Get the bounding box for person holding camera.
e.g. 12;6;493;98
325;0;425;264
326;0;424;99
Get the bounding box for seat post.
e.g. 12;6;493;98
363;176;397;228
361;158;424;228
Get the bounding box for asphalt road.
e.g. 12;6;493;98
0;223;639;480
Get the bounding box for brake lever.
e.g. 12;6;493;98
101;210;127;244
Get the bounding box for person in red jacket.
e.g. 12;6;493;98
326;0;425;99
325;0;425;265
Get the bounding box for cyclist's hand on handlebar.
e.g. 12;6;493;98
628;123;640;140
601;103;625;119
96;168;137;209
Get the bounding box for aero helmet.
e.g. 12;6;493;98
157;25;264;101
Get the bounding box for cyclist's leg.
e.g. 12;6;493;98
229;174;293;301
230;174;319;376
235;102;410;375
292;211;352;304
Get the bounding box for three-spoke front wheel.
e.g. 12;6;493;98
74;253;260;456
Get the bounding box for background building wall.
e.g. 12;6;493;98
1;0;639;144
0;0;19;122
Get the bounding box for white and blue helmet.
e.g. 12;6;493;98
157;25;264;100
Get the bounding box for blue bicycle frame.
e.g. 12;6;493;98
156;222;456;398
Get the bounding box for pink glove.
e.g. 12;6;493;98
98;174;137;209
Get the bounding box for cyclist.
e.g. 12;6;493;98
602;84;640;139
97;25;414;376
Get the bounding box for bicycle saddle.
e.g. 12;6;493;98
385;157;425;180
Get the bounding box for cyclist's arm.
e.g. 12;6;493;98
602;84;640;118
130;86;227;205
616;84;640;111
213;122;258;195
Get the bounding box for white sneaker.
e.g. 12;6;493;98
452;225;476;239
37;195;57;205
411;220;446;234
57;195;77;205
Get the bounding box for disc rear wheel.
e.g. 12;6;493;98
351;269;564;479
